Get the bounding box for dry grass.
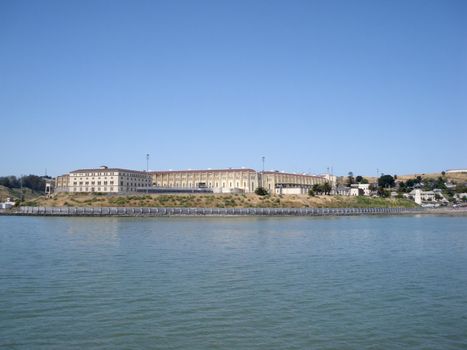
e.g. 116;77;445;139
0;185;41;202
339;172;467;185
25;192;418;209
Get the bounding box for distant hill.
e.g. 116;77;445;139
338;172;467;184
395;172;467;183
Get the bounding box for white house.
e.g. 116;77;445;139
350;184;371;196
409;189;435;205
0;198;16;209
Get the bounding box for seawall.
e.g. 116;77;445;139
0;206;429;217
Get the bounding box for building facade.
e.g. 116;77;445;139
54;174;70;193
54;166;335;195
64;166;152;193
261;171;333;195
151;169;258;193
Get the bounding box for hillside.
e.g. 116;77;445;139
0;185;42;202
339;172;467;184
24;192;418;209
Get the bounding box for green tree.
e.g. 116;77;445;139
347;172;354;185
255;187;268;196
377;188;390;197
378;175;395;188
435;177;446;190
21;175;46;192
312;184;322;194
406;179;416;188
322;182;332;195
308;189;315;197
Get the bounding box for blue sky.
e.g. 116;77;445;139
1;0;466;177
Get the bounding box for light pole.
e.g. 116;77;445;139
261;156;265;189
146;154;150;194
20;174;24;202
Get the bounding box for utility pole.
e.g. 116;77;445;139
261;156;265;188
146;154;150;194
20;174;24;202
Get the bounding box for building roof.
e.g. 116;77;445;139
150;168;256;174
70;168;148;174
263;171;324;178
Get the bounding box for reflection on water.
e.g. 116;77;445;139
1;215;467;349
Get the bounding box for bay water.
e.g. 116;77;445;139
1;215;467;349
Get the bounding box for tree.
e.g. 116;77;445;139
0;176;20;188
308;189;315;197
377;188;390;197
347;172;354;185
355;175;363;183
312;184;322;194
21;175;46;192
255;187;268;196
441;171;446;176
378;175;395;188
322;182;332;195
435;177;446;190
360;178;369;184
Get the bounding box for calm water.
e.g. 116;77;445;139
1;215;467;349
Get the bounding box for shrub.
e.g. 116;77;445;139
255;187;268;196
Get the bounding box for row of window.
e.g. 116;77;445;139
73;181;115;186
72;172;150;178
153;182;256;188
72;172;118;177
71;187;114;192
155;175;254;180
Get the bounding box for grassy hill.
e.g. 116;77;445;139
23;192;418;209
338;172;467;184
0;185;42;202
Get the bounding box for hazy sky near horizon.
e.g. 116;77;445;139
1;0;466;177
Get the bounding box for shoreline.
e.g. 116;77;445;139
1;206;466;218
